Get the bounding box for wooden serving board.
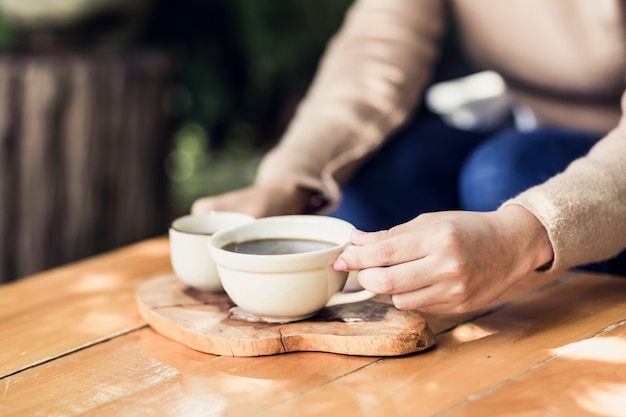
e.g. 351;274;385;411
135;274;436;357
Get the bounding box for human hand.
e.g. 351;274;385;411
191;182;312;218
333;206;553;314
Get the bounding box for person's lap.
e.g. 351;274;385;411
458;126;600;211
330;112;489;231
330;111;626;275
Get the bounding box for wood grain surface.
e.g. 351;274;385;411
0;53;173;284
135;274;437;356
5;236;625;417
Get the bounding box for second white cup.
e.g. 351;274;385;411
169;211;255;291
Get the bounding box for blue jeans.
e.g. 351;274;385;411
330;112;626;274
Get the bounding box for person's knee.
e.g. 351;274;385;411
459;127;599;212
459;131;535;212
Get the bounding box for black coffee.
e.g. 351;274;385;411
222;238;336;255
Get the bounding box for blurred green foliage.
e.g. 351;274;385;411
0;0;354;215
144;1;353;148
141;0;353;214
0;13;14;48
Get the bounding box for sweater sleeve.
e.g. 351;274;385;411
502;90;626;271
255;0;446;210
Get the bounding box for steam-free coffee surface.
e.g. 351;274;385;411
223;238;336;255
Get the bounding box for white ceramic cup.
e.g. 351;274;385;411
169;211;255;291
208;215;376;323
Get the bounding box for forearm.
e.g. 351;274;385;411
492;205;554;273
256;0;446;206
502;99;626;270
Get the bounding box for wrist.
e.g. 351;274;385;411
298;187;330;213
255;181;326;215
494;205;554;272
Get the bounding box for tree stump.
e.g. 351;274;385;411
0;51;174;283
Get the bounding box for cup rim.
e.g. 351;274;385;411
170;211;255;235
209;215;355;270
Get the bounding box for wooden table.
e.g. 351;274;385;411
2;237;626;416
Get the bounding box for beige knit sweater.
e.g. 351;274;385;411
255;0;626;271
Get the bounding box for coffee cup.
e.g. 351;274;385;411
169;211;255;291
208;215;376;323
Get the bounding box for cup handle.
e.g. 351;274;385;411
325;244;377;307
325;288;377;307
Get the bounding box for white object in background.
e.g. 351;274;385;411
425;70;533;131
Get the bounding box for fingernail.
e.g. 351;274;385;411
333;258;347;271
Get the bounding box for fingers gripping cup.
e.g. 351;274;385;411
209;215;376;323
169;211;255;291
